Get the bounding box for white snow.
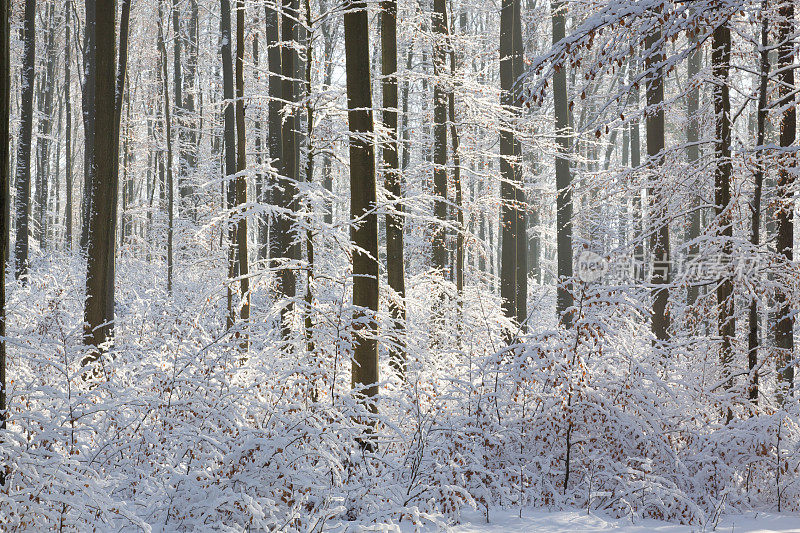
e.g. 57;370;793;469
448;508;800;532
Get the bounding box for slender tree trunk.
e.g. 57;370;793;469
381;0;406;372
36;3;56;251
500;0;525;333
158;0;175;294
431;0;448;273
253;23;267;266
713;18;734;421
13;0;35;279
552;0;572;326
235;0;250;323
686;26;702;305
278;0;300;339
221;0;237;326
265;0;281;261
80;0;96;251
749;1;769;407
646;4;670;343
775;0;795;401
1;0;11;476
303;0;314;354
344;0;379;430
65;0;73;250
172;0;185;215
114;0;131;243
184;0;199;218
84;0;120;352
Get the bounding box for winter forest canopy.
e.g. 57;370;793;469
1;0;800;529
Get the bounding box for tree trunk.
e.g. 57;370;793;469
1;0;11;471
221;0;237;326
686;25;701;305
712;19;734;420
158;0;175;294
114;0;131;244
344;0;379;429
172;0;185;216
381;0;406;372
749;0;769;407
84;0;120;352
65;0;73;250
775;0;795;401
552;0;572;326
235;0;250;324
13;0;35;279
35;3;56;250
265;0;281;261
645;5;670;344
432;0;448;274
80;0;96;251
303;0;315;355
277;0;300;339
500;0;525;333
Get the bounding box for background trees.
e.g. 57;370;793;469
0;0;799;527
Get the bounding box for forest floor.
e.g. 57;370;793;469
442;508;800;532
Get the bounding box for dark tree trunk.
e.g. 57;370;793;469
184;0;199;218
221;0;237;326
344;0;379;427
712;19;734;421
500;0;525;333
80;0;96;251
158;0;175;293
552;0;572;326
172;0;186;215
303;0;314;355
645;5;670;344
65;0;73;250
686;26;701;305
84;0;120;352
13;0;35;279
749;0;769;407
431;0;448;273
265;0;281;261
35;3;56;250
775;0;795;401
381;0;406;372
277;0;300;339
1;0;11;469
235;0;250;323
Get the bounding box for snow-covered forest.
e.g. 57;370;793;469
1;0;800;529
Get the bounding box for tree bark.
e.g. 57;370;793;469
646;4;670;344
1;0;12;472
158;0;175;294
501;0;525;333
432;0;448;274
265;0;281;261
344;0;379;428
749;0;769;407
381;0;406;372
221;0;237;326
13;0;35;279
235;0;250;323
686;25;701;305
84;0;120;352
775;0;795;401
65;0;73;250
713;18;734;421
552;0;572;326
277;0;300;340
80;0;96;251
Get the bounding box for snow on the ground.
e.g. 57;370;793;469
449;508;800;532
